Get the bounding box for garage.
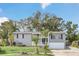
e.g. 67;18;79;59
49;42;65;49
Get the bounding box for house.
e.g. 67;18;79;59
13;31;66;49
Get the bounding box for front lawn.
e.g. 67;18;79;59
0;46;53;56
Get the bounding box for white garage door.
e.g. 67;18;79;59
49;42;65;49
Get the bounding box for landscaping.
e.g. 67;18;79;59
0;46;53;56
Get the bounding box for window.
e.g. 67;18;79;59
42;38;45;44
51;34;55;39
59;34;63;39
22;34;24;38
17;34;18;38
61;34;63;39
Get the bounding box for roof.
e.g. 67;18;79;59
48;31;65;34
13;32;32;34
13;31;41;34
32;32;41;34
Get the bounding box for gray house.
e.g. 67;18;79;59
13;31;66;49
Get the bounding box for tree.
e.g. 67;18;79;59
0;20;18;45
0;29;7;46
41;28;51;55
44;43;51;55
8;33;14;46
32;35;39;54
41;28;49;37
65;21;78;44
32;11;41;31
42;14;65;31
41;13;50;30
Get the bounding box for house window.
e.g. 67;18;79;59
61;34;63;39
51;34;55;39
42;38;45;44
59;34;63;39
22;34;24;38
17;34;18;38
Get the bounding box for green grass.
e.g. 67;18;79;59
0;46;53;56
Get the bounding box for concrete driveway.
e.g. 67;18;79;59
51;47;79;56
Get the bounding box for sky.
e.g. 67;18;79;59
0;3;79;25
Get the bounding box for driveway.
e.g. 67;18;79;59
51;47;79;56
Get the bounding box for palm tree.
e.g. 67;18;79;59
32;35;39;54
41;28;51;55
44;43;51;55
32;11;41;31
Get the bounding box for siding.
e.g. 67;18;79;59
48;33;66;42
14;33;32;46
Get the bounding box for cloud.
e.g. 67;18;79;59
0;17;9;26
40;3;51;9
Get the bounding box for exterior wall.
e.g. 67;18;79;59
48;32;66;49
14;33;32;46
49;42;65;49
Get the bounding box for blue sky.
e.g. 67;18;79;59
0;3;79;24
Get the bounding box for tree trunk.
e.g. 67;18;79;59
6;38;9;46
8;39;13;46
36;44;39;54
6;31;10;46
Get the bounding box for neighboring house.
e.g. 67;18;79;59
13;19;32;32
13;31;66;49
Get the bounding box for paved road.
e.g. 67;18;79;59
51;47;79;56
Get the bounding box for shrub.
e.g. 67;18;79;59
2;39;7;46
44;44;51;55
71;41;79;48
